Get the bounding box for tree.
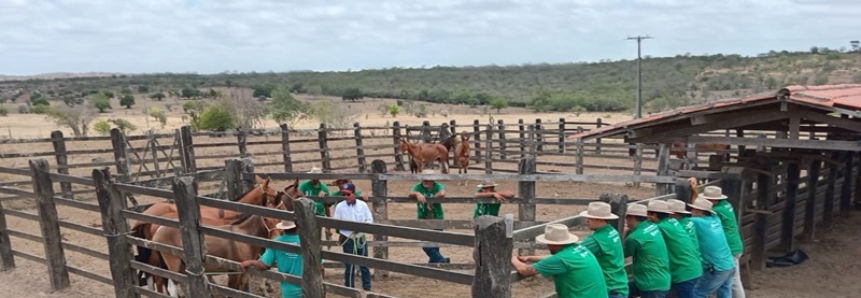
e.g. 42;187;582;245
181;87;202;98
183;101;205;114
810;46;819;54
0;105;7;116
224;88;266;129
269;87;311;126
120;87;133;95
252;84;276;98
101;90;114;99
529;92;552;112
31;97;49;107
45;103;96;137
342;87;363;101
147;106;167;127
307;85;323;98
851;40;860;52
389;104;400;118
310;100;357;129
91;93;112;113
489;98;508;113
120;95;135;109
198;103;236;131
137;85;150;93
150;92;166;101
109;118;137;133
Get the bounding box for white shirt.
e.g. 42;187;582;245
332;199;374;237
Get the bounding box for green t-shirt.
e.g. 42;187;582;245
624;221;671;291
260;234;302;298
656;218;703;283
678;217;701;261
298;181;330;216
412;182;444;219
533;244;608;298
712;200;744;256
580;225;629;296
473;188;501;218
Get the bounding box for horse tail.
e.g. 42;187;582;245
130;223;153;285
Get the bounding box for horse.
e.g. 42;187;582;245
152;188;293;297
670;142;731;161
399;137;450;174
408;135;457;173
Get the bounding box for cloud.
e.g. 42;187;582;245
0;0;857;74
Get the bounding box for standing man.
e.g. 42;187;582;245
472;180;515;218
240;219;302;298
332;182;373;291
511;224;608;298
647;201;702;298
578;202;628;298
624;203;671;298
688;199;735;298
700;186;745;298
667;199;700;259
299;167;332;237
408;169;450;263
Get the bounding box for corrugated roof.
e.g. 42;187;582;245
570;84;861;140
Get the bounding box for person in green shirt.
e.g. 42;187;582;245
408;169;449;263
578;202;628;298
240;219;302;298
330;179;369;202
647;200;702;298
667;199;701;261
699;186;746;298
511;224;608;298
298;167;332;240
624;203;671;298
472;180;515;218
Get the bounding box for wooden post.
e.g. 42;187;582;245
473;119;482;163
595;118;603;155
633;143;643;187
93;168;138;298
535;118;543;152
719;167;745;224
600;193;628;234
172;175;210;296
0;187;14;271
685;142;697;170
280;123;293;172
392;121;405;171
293;198;325;297
111;128;132;186
370;160;389;277
518;156;537;255
421;120;432;143
497;119;506;159
656;144;672;196
449;120;457;136
782;161;800;252
557;118;566;153
752;168;773;271
472;216;512;298
518;119;525;159
736;129;746;154
527;125;537;155
236;127;248;158
484;124;493;174
675;179;693;204
224;158;241;201
824;152;839;226
51;130;73;199
575;134;584;175
318;123;331;171
354;123;367;173
841;151;855;216
179;125;197;173
147;130;161;178
29;159;70;291
804;159;821;241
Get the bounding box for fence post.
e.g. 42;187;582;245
497;120;506;160
824;152;839;227
558;118;566;153
674;179;693;204
527;125;537;156
471;216;512;298
392;121;405;171
370;160;389;277
354;123;367;173
841;152;855;216
29;159;70;291
51;130;73;199
280;123;293;172
633;143;643;187
484;124;493;174
535;118;543;152
804;159;821;241
720;166;746;225
147;130;161;178
0;188;14;271
93;168;138;298
600;193;628;234
110;128;137;207
752;167;773;271
294;198;325;297
595;118;603;155
780;161;800;252
575;127;584;175
518;119;525;159
473;120;482;163
656;144;672;196
450;120;457;136
518;156;536;255
421;120;432;142
318;123;331;171
179;125;197;173
225;158;241;201
236;127;248;158
172;175;210;296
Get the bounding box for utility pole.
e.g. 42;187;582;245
627;35;653;119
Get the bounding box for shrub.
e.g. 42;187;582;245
109;118;137;133
17;105;29;114
388;104;400;117
198;104;235;131
0;105;7;116
147;106;167;127
30;104;49;114
93;120;111;136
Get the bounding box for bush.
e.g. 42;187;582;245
0;105;7;116
17;105;29;114
93;120;111;136
147;106;168;127
120;95;135;108
198;104;236;131
30;104;49;114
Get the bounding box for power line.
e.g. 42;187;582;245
626;35;653;119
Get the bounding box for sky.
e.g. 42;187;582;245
0;0;859;75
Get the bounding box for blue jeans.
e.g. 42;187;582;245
694;267;734;298
629;282;669;298
342;237;371;291
609;293;626;298
422;229;449;263
672;277;699;298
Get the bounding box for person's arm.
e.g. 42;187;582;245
364;203;374;223
517;255;550;263
511;255;540;277
580;236;601;255
624;237;639;258
408;185;427;202
433;183;446;198
240;260;270;272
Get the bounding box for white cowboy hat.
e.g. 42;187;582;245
307;167;323;174
667;199;691;214
647;200;674;214
579;202;619;220
535;224;579;245
421;169;436;175
626;203;648;217
698;186;728;200
688;199;714;212
477;181;498;188
275;219;297;230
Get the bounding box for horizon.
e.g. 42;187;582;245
1;0;859;76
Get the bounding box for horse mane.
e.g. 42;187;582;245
230;186;260;202
439;135;456;151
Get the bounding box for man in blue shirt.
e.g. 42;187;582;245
240;219;303;298
688;199;736;298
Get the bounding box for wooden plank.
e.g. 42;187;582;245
51;130;74;199
671;136;861;151
179;126;196;173
294;198;325;297
370;160;389;277
498;119;507;159
58;220;103;237
841;152;855;216
392;121;405;171
318;123;331;171
518;156;537;255
0;187;14;270
48;172;96;187
115;183;175;200
280;123;293;172
518;119;526;159
53;196;100;213
30;159;71;291
782;162;800;251
472;216;513;297
93;168;138;298
247;172;679;183
236;128;248;158
512;214;586;242
485;124;493;174
473;119;482;161
171;175;209;297
317;216;473;246
61;241;109;261
804;159;821;241
601;194;628;238
355;123;367;173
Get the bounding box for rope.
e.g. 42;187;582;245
339;232;367;286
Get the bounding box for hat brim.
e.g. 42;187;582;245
626;211;648;217
648;209;675;214
275;222;297;230
698;194;728;200
477;184;498;188
671;210;691;214
579;210;619;220
535;233;579;245
687;203;712;212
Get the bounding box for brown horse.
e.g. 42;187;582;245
152;189;292;296
670;142;731;161
454;133;470;174
399;137;449;174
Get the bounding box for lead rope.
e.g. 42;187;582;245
339;231;367;288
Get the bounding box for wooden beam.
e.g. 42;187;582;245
648;136;861;152
789;115;801;140
631;111;789;142
798;110;861;133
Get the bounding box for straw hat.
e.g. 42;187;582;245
307;167;323;174
421;169;436;175
626;203;648;217
275;219;297;230
698;186;727;200
477;181;498;188
688;199;714;213
667;199;691;214
647;200;674;214
535;224;580;245
579;202;619;220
